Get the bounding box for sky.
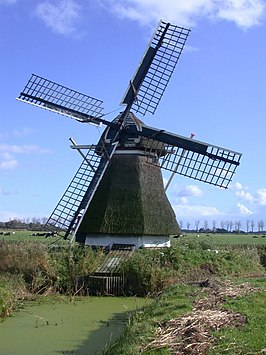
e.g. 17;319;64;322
0;0;266;229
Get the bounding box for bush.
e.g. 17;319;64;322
121;249;172;296
257;246;266;268
0;274;29;317
49;246;104;294
120;243;265;296
0;241;52;293
0;241;104;295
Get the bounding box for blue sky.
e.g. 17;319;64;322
0;0;266;229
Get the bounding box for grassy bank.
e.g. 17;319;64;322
106;240;266;354
120;239;266;295
209;279;266;354
105;279;266;354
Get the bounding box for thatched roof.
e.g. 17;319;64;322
76;154;180;237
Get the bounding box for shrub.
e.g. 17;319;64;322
0;241;104;295
120;249;174;296
0;274;29;317
50;246;104;294
120;243;265;296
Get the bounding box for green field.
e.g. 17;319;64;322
173;232;266;246
0;229;68;245
2;229;266;246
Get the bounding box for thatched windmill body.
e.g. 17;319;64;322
75;112;179;248
17;21;242;248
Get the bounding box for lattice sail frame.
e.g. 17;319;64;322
122;21;190;116
17;74;103;124
143;137;241;188
45;142;118;238
45;146;102;234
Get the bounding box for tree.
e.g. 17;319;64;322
212;220;217;233
31;217;37;224
258;220;265;233
246;220;250;233
195;220;200;232
251;220;255;233
229;221;233;232
262;220;265;232
225;220;230;232
41;217;47;225
235;221;241;234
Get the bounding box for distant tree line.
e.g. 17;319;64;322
1;217;265;234
0;217;48;231
179;219;266;234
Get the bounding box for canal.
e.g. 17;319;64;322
0;296;150;354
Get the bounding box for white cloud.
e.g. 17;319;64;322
175;184;203;198
236;189;254;203
102;0;265;29
230;181;244;190
256;188;266;206
217;0;265;29
0;159;18;170
13;127;34;137
0;143;50;170
168;184;221;218
237;202;253;215
103;0;213;27
179;196;189;205
0;143;50;154
173;203;221;217
234;184;266;207
36;0;82;36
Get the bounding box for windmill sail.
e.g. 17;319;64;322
121;21;190;115
17;74;104;125
45;142;118;239
126;124;241;188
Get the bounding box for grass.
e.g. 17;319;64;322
118;240;266;297
0;229;67;245
209;278;266;354
105;279;266;354
106;241;266;354
2;229;266;246
173;232;266;246
1;230;266;353
104;284;197;354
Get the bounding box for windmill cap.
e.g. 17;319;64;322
95;111;166;155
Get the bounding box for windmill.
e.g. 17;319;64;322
17;21;241;249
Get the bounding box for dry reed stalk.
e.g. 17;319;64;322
144;280;261;354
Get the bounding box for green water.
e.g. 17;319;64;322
0;297;149;355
